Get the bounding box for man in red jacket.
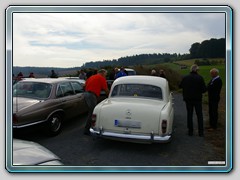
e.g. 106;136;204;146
83;69;109;135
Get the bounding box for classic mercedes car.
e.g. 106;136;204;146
13;139;63;165
13;78;88;136
90;75;174;143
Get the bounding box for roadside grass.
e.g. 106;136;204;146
173;60;227;160
137;59;227;159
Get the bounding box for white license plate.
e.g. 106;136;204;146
114;119;141;128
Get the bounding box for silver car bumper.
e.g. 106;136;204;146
90;128;171;143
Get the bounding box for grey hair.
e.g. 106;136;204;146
210;68;219;74
190;64;199;72
98;69;107;74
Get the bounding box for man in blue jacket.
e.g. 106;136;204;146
115;67;127;79
179;64;207;137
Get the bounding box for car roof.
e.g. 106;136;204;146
113;75;167;88
58;77;86;83
19;78;80;84
124;68;135;71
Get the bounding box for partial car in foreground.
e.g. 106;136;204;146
124;68;136;76
13;78;88;136
90;75;174;143
13;139;63;165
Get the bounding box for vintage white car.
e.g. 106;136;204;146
13;139;63;165
90;75;174;143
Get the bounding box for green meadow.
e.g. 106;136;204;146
163;59;226;86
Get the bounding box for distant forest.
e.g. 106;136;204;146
13;38;225;77
83;38;225;68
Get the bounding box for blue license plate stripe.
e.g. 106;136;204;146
114;119;118;126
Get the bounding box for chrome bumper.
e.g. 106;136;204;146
90;128;171;143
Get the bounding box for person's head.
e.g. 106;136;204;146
98;69;107;77
159;69;164;74
151;69;156;75
190;64;199;73
80;69;85;73
210;68;219;78
114;67;119;72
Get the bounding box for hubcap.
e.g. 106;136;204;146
51;116;61;132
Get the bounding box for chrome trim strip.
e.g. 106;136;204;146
90;128;171;143
13;119;47;128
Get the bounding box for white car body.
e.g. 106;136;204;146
90;75;174;143
13;139;63;165
124;68;136;75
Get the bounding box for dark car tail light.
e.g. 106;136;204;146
13;114;18;124
91;114;96;127
162;120;167;134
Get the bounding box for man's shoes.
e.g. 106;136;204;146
84;130;91;135
206;127;214;131
206;126;217;130
188;132;193;136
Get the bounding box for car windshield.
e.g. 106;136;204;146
111;84;162;100
126;70;136;76
13;82;52;99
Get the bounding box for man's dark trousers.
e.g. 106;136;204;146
185;100;204;136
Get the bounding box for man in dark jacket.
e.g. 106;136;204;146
207;68;222;130
179;64;207;136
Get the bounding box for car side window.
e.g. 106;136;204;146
56;82;74;98
71;82;84;94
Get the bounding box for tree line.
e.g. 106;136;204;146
13;37;225;76
82;38;225;68
189;38;225;59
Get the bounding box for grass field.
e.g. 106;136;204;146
167;59;227;155
163;59;227;158
178;65;226;86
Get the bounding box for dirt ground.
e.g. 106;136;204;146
203;91;226;161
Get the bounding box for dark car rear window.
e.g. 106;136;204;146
13;82;52;99
111;84;162;100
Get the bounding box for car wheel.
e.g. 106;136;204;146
46;113;63;136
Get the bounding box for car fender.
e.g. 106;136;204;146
46;109;65;121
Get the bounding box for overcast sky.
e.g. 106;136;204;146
13;13;225;68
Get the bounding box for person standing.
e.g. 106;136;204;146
28;72;35;78
151;69;158;76
109;68;117;80
159;69;166;79
79;69;87;80
17;72;23;80
83;69;109;135
115;67;127;79
179;64;207;137
50;69;58;78
207;68;222;130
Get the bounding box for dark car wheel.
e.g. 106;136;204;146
46;113;63;136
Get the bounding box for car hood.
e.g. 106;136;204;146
13;139;62;165
13;97;42;113
95;98;166;133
